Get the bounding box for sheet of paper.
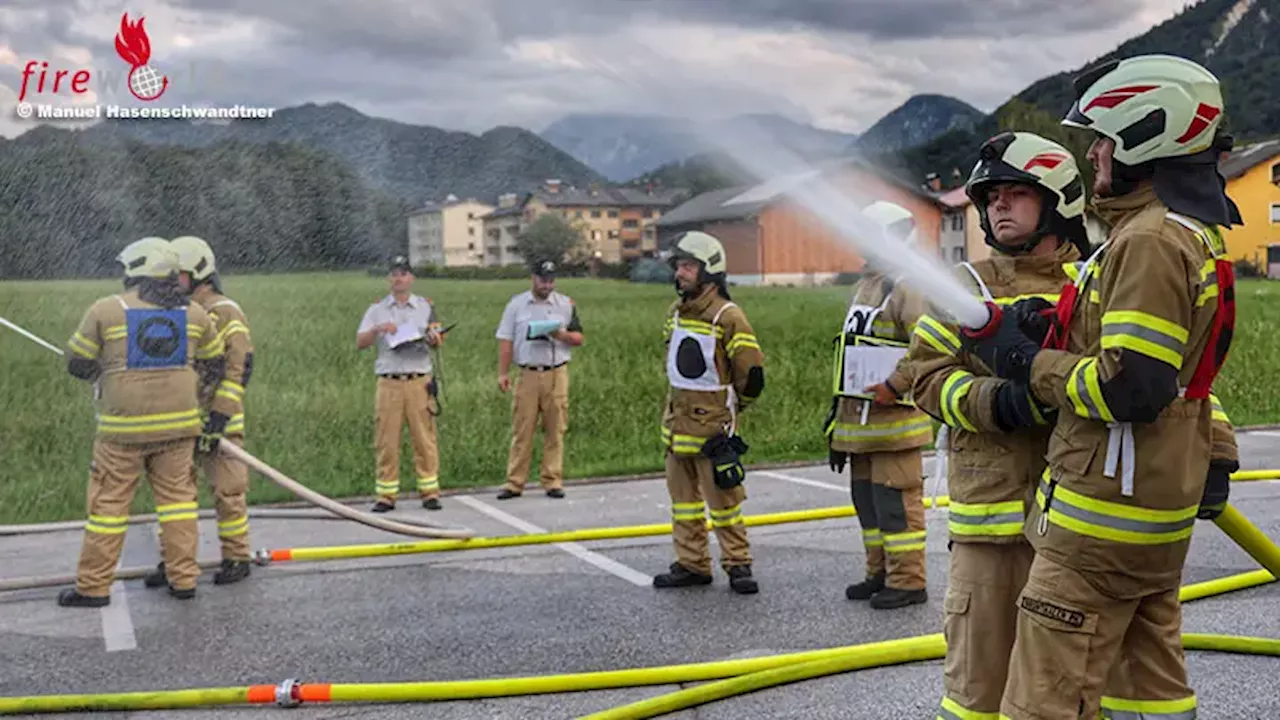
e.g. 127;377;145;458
386;323;423;348
841;345;908;398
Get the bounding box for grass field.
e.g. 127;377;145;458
2;274;1278;524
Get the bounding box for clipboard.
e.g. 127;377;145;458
832;334;915;406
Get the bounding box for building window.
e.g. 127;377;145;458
591;210;601;218
468;227;475;235
951;246;965;262
608;230;619;239
1271;163;1279;186
468;242;475;250
951;214;963;232
607;210;619;218
1271;202;1280;224
591;230;602;241
622;219;639;228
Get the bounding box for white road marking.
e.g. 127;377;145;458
1251;431;1280;438
455;495;652;587
755;470;845;492
101;580;137;652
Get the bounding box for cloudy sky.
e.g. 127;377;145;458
0;0;1193;140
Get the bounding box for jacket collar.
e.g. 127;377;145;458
1090;181;1161;231
678;283;720;315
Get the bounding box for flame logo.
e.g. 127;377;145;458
114;12;168;101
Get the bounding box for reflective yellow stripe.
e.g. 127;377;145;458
948;500;1024;537
417;476;439;491
883;530;926;553
726;332;759;357
1101;694;1197;719
863;528;883;548
940;372;978;432
85;514;129;535
667;318;723;337
156;501;199;523
939;695;1002;720
102;325;128;341
68;331;101;359
217;320;250;343
195;332;225;359
1037;476;1197;545
225;413;246;435
98;409;203;435
375;480;399;493
831;416;933;444
1065;357;1114;423
217;516;249;537
661;426;708;455
1209;393;1229;424
671;501;706;522
709;505;744;527
1100;310;1188;369
914;315;961;356
993;292;1059;307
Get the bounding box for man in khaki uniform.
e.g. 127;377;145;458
825;201;932;610
962;55;1243;718
907;132;1089;717
653;231;765;595
60;237;225;607
143;236;256;588
494;260;584;500
357;256;445;511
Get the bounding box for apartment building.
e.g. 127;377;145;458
406;195;494;268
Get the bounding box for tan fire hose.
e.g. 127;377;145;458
0;508;447;536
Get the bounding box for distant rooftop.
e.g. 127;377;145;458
1221;139;1280;181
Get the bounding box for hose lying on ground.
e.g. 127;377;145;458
0;508;449;537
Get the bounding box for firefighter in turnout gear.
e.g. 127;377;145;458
653;231;765;595
60;237;225;607
825;201;932;610
143;236;256;588
961;55;1243;718
907;132;1088;717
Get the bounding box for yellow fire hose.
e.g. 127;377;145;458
0;540;1276;715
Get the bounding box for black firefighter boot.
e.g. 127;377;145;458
845;572;885;601
143;562;168;588
56;589;109;608
726;565;759;595
213;559;252;585
870;585;928;610
653;562;713;588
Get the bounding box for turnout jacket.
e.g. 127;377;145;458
195;292;253;437
826;272;932;455
909;241;1080;544
1026;183;1234;598
661;284;764;455
67;288;224;444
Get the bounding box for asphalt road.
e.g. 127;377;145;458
3;429;1280;719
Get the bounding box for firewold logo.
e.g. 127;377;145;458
18;12;172;102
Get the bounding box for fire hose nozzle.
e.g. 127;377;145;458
960;301;1002;342
275;678;301;708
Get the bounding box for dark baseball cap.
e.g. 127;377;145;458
389;255;413;273
533;260;557;278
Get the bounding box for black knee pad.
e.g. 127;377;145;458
871;484;908;533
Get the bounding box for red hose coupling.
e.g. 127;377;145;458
275;678;302;708
961;301;1002;341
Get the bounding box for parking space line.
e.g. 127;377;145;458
454;495;652;587
755;470;846;492
101;580;137;652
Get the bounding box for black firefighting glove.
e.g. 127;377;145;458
1008;297;1055;347
961;303;1041;384
828;446;848;474
1197;460;1235;520
197;411;229;456
992;381;1054;433
702;433;749;490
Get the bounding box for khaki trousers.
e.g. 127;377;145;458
77;437;200;596
849;449;926;590
666;451;750;575
940;541;1035;718
374;375;439;503
505;365;569;492
156;435;251;562
1000;552;1195;720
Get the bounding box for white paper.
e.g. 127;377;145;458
841;345;907;397
386;323;424;348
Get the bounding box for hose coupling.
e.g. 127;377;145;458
274;678;301;708
252;548;272;566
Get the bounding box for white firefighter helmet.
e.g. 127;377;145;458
170;235;217;281
862;201;917;246
668;231;727;276
117;237;179;278
1061;54;1224;166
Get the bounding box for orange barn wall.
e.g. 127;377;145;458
757;169;943;275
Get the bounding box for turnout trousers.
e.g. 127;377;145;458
939;540;1035;718
155;435;251;562
374;374;440;504
76;437;200;597
665;451;750;575
1000;552;1195;719
505;364;569;493
849;449;927;590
